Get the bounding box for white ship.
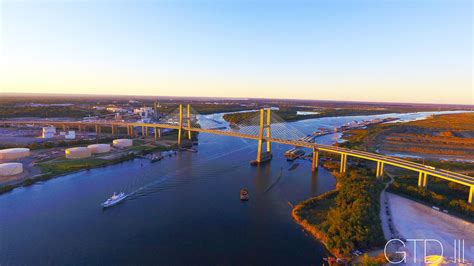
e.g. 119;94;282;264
101;192;127;208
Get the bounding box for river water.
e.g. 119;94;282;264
0;110;465;265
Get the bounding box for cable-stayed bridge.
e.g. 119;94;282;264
1;104;473;203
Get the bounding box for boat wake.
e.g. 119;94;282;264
263;167;284;194
125;145;254;200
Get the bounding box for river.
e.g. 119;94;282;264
0;110;465;265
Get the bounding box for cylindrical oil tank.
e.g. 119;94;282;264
87;144;111;154
65;147;91;159
113;139;133;148
0;148;31;160
0;162;23;176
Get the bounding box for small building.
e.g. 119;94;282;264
42;126;56;138
106;106;129;113
134;107;154;120
65;131;76;140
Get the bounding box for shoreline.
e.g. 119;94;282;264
290;190;342;258
0;143;177;195
0;153;138;195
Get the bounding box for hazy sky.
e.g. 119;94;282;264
0;0;472;104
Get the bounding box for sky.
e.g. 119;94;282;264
0;0;472;105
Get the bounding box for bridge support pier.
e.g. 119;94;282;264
154;127;161;140
339;153;347;173
311;148;319;172
129;126;134;137
111;125;115;135
418;172;428;187
469;186;473;204
376;161;385;178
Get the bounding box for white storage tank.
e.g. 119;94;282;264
113;139;133;148
65;147;91;159
0;163;23;176
87;144;111;154
0;148;31;160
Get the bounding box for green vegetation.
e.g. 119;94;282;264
292;170;385;258
0;140;174;195
387;175;474;219
0;106;107;118
37;155;133;177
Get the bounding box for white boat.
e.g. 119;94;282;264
101;192;127;208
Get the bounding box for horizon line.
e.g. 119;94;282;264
1;91;473;107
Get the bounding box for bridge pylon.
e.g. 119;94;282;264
177;104;183;146
311;147;319;172
187;104;192;140
266;108;271;152
255;108;272;163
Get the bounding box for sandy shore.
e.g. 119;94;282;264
388;193;474;264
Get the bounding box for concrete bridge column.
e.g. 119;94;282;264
111;125;115;135
141;126;145;137
339;153;347;173
469;186;473;204
311;148;319;172
154;127;158;140
129;126;134;137
418;172;428;187
376;161;385;178
62;124;66;131
145;126;148;137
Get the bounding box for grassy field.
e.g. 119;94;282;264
340;112;474;162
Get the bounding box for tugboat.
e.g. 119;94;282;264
101;192;127;208
240;188;249;201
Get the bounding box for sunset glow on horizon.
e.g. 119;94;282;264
0;0;472;105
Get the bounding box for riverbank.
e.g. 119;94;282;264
291;190;340;256
291;170;386;261
0;141;176;195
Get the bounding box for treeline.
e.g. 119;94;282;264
293;170;385;257
388;176;474;218
321;170;385;255
0;106;107;118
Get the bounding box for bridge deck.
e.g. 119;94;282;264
1;120;473;187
